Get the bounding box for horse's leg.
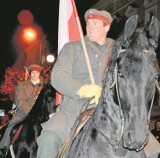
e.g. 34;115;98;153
16;147;30;158
29;143;38;158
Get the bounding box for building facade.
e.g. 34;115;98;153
93;0;160;25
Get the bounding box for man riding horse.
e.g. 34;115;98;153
0;64;43;156
37;8;114;158
57;15;160;158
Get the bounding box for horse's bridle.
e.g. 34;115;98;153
91;50;125;150
109;52;125;149
93;49;158;151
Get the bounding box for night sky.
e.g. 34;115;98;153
0;0;98;82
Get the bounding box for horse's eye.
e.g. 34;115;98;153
118;72;124;78
155;74;160;80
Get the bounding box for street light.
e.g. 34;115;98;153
13;10;49;68
22;27;37;43
20;25;43;65
44;54;55;65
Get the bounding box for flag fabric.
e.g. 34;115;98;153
55;0;81;106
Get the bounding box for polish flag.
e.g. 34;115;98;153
55;0;81;106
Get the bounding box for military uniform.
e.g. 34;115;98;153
0;64;43;151
15;79;43;118
37;36;114;158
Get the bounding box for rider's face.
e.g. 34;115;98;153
30;70;40;81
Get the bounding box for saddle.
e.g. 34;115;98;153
56;108;95;158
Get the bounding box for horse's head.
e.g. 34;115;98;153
112;15;160;150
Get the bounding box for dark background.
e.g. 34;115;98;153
0;0;98;83
0;0;160;121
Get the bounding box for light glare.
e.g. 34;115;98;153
46;54;55;63
23;28;37;42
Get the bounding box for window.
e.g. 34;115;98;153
145;5;157;24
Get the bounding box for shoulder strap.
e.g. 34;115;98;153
106;39;114;64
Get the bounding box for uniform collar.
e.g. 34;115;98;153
30;78;40;85
85;36;108;47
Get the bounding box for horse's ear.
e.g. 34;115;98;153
123;15;138;43
149;17;160;44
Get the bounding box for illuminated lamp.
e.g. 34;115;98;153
22;27;38;43
45;54;55;65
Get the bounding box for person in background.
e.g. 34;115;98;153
152;119;160;143
150;119;160;158
0;64;43;156
37;8;114;158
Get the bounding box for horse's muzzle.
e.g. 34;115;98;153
123;129;149;151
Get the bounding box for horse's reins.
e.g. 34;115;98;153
109;49;125;149
94;48;158;151
155;80;160;94
58;97;94;158
61;48;159;156
111;49;158;151
89;49;125;150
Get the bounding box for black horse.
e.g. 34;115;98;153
5;83;55;158
58;15;160;158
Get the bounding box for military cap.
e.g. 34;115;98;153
27;64;42;73
84;9;113;25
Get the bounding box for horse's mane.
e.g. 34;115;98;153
28;83;53;122
6;83;55;158
10;83;53;138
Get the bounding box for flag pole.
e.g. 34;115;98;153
71;0;95;84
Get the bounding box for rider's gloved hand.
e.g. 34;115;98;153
77;84;102;104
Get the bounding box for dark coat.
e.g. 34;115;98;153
0;78;43;148
41;36;114;144
15;79;43;120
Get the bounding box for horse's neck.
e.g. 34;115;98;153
93;89;121;126
91;86;123;147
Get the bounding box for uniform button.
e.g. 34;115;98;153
95;54;98;58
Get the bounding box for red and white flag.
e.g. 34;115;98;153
55;0;81;106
